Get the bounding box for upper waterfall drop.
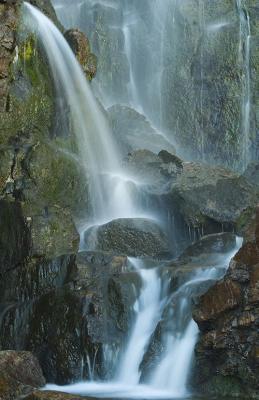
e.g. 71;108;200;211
23;2;137;228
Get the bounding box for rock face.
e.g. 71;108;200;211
0;0;18;112
56;0;259;171
85;218;171;258
193;207;259;398
0;350;45;400
108;105;176;156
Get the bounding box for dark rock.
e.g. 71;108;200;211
0;251;140;384
0;350;45;400
192;207;259;397
85;218;171;258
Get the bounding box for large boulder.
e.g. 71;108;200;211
0;350;45;400
85;218;171;258
192;207;259;398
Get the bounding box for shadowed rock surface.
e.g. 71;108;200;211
193;207;259;398
0;350;45;400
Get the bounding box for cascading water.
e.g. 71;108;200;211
24;2;137;233
116;259;164;385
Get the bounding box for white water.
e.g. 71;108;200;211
24;2;137;229
116;259;163;385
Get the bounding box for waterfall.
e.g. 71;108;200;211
25;1;245;398
237;0;251;169
23;2;137;233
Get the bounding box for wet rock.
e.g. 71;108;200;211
168;233;238;281
0;251;140;384
193;279;241;326
192;207;259;397
25;391;86;400
85;218;171;258
65;29;97;80
108;105;176;156
0;350;45;400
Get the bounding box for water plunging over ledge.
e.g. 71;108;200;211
24;2;138;232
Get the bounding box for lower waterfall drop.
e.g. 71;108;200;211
46;237;242;398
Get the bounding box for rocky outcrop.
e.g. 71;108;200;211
65;29;97;81
85;218;171;258
193;207;259;398
0;350;45;400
